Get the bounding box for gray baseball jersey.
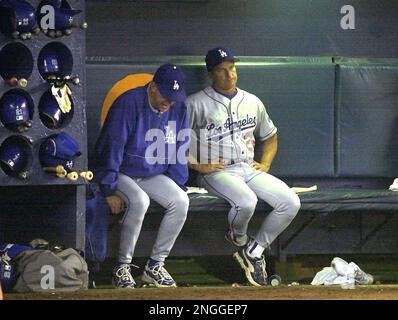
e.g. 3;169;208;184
186;86;300;250
187;86;277;164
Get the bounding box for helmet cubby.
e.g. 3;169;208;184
0;89;34;133
0;42;33;87
0;0;86;252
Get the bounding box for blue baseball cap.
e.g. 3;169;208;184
153;64;187;102
205;47;239;72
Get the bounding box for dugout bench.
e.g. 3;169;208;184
86;56;398;260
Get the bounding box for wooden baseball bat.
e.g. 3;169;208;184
43;165;67;178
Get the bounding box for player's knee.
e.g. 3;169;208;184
171;191;190;217
135;193;151;212
284;193;301;217
174;191;189;208
236;196;258;215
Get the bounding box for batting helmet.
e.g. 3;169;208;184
39;132;81;171
0;136;32;178
39;91;72;129
38;47;60;76
55;8;81;30
37;43;73;79
0;0;37;35
0;92;32;132
38;0;81;30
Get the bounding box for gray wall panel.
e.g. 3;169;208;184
86;0;398;58
239;64;336;177
87;59;335;177
337;64;398;177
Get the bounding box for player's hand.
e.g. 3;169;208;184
251;161;270;172
106;195;126;215
190;162;226;174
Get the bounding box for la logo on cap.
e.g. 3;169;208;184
218;49;227;57
173;80;179;91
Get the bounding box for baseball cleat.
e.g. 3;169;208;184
112;264;137;289
225;229;250;247
142;262;177;288
233;247;268;286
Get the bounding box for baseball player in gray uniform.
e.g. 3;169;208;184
187;47;301;286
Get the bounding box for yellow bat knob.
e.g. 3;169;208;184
80;171;94;181
66;171;79;181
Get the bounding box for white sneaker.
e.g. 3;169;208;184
142;262;177;288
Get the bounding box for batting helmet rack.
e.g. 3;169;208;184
0;0;87;186
0;0;87;251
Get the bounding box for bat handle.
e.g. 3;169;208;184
43;165;67;178
18;78;28;88
66;171;79;181
80;171;94;181
6;77;18;86
7;77;28;87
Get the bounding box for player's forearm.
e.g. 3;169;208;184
260;134;278;170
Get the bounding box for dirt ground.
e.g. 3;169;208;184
3;284;398;300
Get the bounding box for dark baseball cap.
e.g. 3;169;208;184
153;63;187;102
205;47;240;72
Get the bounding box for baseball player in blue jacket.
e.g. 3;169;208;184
187;47;301;286
95;64;190;288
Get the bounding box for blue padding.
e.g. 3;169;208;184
336;63;398;177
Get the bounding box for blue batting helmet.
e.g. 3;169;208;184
54;8;82;30
38;43;73;78
0;92;31;132
38;47;61;76
39;91;72;129
48;0;62;8
38;0;82;31
0;0;37;34
39;132;81;171
0;136;32;177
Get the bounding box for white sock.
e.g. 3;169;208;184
246;241;265;259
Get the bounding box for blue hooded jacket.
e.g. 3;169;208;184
94;85;189;197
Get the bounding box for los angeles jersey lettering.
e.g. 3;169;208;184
187;86;277;163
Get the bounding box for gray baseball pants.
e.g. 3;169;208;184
198;162;300;248
116;173;189;264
